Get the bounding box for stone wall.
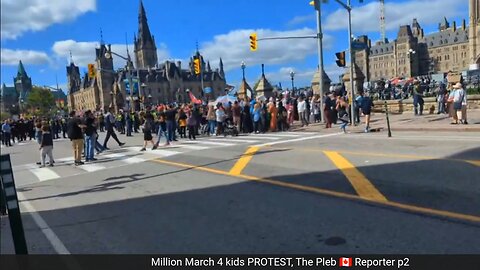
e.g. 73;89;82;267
373;95;480;113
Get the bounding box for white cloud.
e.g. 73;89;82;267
1;48;50;65
287;14;316;27
51;40;170;68
324;0;466;35
1;0;96;40
199;28;334;72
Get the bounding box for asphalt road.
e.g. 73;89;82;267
1;130;479;254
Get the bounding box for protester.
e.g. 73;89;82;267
187;109;197;140
140;110;156;151
1;120;12;147
39;124;54;168
103;107;125;150
67;111;86;166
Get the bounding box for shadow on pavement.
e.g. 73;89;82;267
12;147;480;254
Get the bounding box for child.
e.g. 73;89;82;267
39;125;54;167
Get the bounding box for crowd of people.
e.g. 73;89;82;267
11;83;471;167
2;91;376;166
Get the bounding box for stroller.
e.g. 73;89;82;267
222;119;239;137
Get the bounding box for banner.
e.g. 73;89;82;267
124;79;139;95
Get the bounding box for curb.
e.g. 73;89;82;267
291;126;480;133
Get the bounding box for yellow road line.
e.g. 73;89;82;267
229;146;260;175
466;160;480;167
265;146;480;167
150;158;480;223
323;151;388;202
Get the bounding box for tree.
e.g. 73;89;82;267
27;86;55;116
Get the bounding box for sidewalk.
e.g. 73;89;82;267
1;215;15;254
292;109;480;133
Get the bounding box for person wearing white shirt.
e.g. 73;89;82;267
297;97;309;127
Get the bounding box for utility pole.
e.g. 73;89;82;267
347;0;356;125
196;42;205;100
314;0;326;123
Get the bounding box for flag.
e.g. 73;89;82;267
339;257;352;267
188;91;202;104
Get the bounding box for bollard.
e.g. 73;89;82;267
0;154;28;254
0;181;7;215
384;100;392;138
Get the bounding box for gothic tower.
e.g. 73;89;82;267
470;0;480;65
14;60;32;102
96;43;115;110
134;0;158;69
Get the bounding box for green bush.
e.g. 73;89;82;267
467;87;480;95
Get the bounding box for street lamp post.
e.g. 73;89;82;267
104;51;141;112
141;83;147;109
109;91;114;110
408;49;416;77
290;70;295;94
241;61;246;80
19;99;24;114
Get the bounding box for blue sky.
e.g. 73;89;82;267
1;0;469;93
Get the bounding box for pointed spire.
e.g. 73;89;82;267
261;64;265;76
137;0;153;45
100;28;104;45
17;60;27;77
139;0;146;17
207;61;211;72
69;50;74;64
125;33;130;58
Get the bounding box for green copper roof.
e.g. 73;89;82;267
17;60;27;77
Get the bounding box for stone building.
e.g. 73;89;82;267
354;0;480;82
67;0;227;113
1;61;32;113
253;64;274;99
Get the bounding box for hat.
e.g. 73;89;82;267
453;82;462;89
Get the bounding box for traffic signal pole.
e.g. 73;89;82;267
314;0;326;123
347;0;356;125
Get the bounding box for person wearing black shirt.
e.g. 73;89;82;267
84;110;97;162
164;105;177;142
39;124;54;167
323;93;333;128
140;111;156;151
67;111;86;165
103;107;125;150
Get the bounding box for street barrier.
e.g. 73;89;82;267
0;154;28;254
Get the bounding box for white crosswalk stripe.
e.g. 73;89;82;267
29;167;61;182
181;141;235;146
245;135;285;140
13;131;315;185
78;164;106;172
206;138;259;143
123;157;147;164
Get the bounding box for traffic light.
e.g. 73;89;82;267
193;58;201;75
87;63;96;78
250;33;257;51
335;51;346;67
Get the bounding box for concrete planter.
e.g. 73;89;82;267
373;95;480;113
